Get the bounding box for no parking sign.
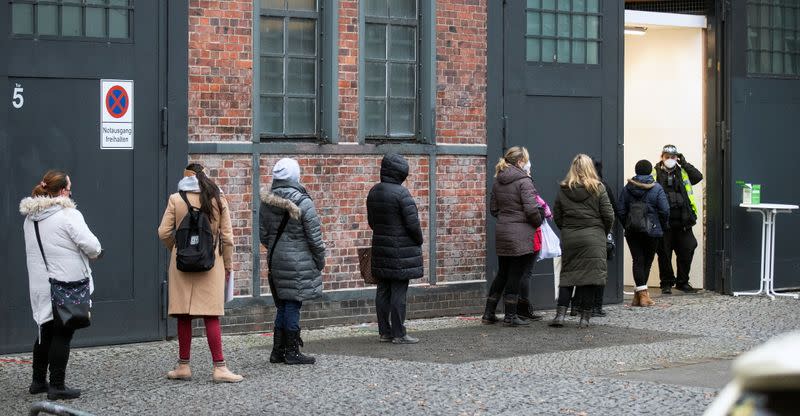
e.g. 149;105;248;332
100;80;134;149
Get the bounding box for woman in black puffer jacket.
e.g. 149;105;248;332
367;153;424;345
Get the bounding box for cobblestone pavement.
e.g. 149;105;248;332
2;292;799;415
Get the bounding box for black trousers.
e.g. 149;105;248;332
489;254;535;301
376;279;410;339
32;311;75;387
557;285;601;311
507;252;537;302
626;232;659;288
657;227;698;287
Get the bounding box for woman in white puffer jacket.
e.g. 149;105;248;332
20;170;102;401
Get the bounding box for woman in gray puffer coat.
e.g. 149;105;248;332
550;154;615;329
260;158;326;365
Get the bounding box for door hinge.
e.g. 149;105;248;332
718;120;730;151
160;107;169;147
720;0;730;22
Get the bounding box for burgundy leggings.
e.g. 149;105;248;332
177;316;224;363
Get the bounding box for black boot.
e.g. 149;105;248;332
502;295;530;327
549;306;567;328
578;309;592;329
269;328;286;364
481;296;500;324
30;348;49;394
569;296;578;316
47;385;81;400
284;330;315;365
517;298;544;321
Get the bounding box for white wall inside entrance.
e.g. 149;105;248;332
623;26;705;289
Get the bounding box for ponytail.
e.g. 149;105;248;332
186;163;223;221
31;170;68;198
494;146;530;177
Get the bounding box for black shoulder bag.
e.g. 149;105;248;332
267;211;291;308
34;221;92;329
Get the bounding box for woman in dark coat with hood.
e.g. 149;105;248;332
618;159;670;307
367;153;424;344
549;154;615;328
482;146;543;327
261;158;326;364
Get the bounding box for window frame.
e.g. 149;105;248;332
745;0;800;79
9;0;134;43
524;0;603;66
359;0;435;144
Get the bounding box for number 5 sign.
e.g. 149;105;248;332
11;83;23;109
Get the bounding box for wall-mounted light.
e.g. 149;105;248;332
624;26;648;36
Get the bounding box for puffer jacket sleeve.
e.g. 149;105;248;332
300;198;326;271
553;191;564;229
65;209;102;259
259;201;272;249
599;188;615;234
519;179;543;228
654;184;671;229
219;198;234;271
158;195;177;250
400;189;424;246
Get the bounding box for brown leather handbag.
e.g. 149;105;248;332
357;247;378;285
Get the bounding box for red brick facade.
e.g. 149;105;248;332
187;1;488;306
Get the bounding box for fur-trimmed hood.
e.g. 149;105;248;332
19;196;76;221
260;192;302;220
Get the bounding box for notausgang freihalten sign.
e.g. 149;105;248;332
100;80;134;149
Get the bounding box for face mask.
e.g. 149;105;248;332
523;161;531;174
664;159;677;169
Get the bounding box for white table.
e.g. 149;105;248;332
734;203;800;300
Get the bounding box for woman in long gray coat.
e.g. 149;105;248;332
260;158;326;365
550;154;615;328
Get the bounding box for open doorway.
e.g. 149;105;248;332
623;10;708;290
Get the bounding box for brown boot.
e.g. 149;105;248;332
166;360;192;381
212;361;244;383
631;291;641;307
639;289;655;307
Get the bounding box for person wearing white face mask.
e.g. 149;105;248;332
653;144;703;294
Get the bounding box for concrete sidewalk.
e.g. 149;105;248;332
2;292;799;415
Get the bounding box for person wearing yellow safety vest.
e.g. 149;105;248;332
653;144;703;294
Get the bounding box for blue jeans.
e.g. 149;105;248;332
275;300;302;331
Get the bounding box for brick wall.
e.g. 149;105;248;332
188;0;253;142
436;0;488;144
187;0;489;331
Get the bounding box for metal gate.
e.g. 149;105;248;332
0;1;187;353
488;0;624;307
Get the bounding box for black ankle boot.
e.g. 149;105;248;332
481;297;500;324
517;299;544;321
592;287;606;317
502;295;530;327
269;328;286;364
47;385;81;400
569;297;578;316
284;330;315;365
549;306;567;327
29;380;49;395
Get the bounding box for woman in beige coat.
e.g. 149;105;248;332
157;163;242;383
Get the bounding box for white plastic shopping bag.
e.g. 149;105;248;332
538;220;562;261
552;256;561;301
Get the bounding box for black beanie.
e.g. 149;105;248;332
635;160;653;176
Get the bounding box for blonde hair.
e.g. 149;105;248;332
561;154;603;196
495;146;530;177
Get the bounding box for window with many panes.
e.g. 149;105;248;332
363;0;418;139
259;0;319;138
747;0;800;77
526;0;602;64
10;0;132;40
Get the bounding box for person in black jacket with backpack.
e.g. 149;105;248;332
618;160;670;307
367;154;424;345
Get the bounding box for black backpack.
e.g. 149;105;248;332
625;191;651;233
175;191;217;272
